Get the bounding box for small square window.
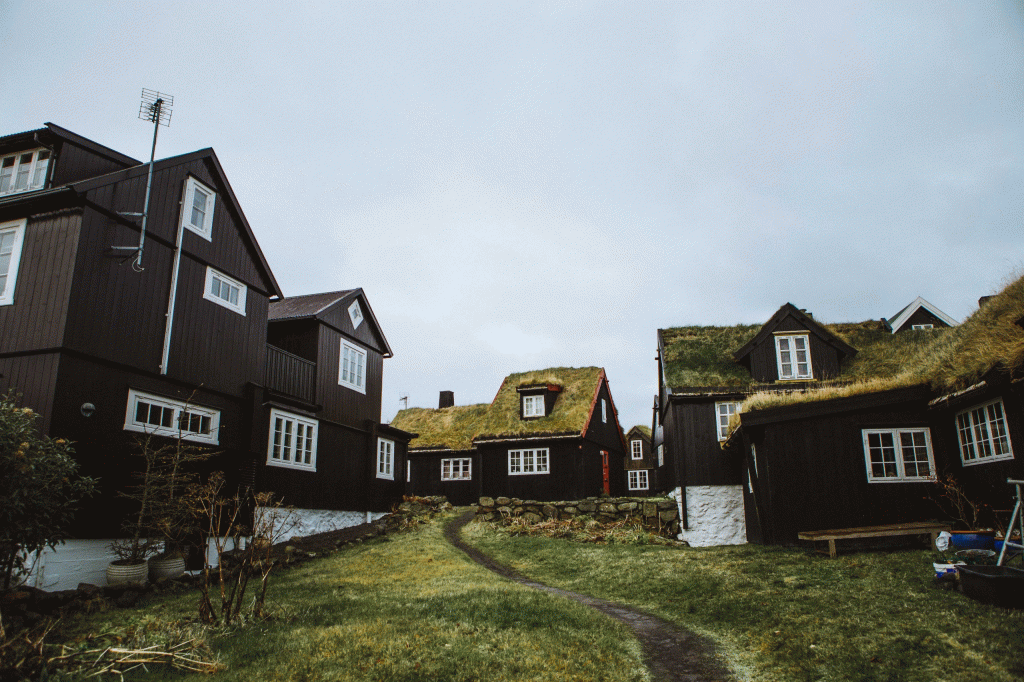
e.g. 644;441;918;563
203;267;247;315
0;219;27;306
523;395;544;418
631;439;643;460
377;438;395;480
911;324;933;330
441;458;472;480
716;402;741;441
0;149;50;196
775;334;812;380
181;177;215;240
348;300;363;329
628;470;649;490
339;340;367;393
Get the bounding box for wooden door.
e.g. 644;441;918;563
601;450;610;494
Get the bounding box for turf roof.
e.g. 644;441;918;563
389;367;605;451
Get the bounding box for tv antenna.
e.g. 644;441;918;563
113;89;173;271
399;396;408;410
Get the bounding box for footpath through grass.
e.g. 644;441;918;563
56;516;645;681
462;521;1024;682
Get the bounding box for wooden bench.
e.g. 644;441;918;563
798;522;951;557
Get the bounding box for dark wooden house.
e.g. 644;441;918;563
0;124;408;589
885;296;958;333
624;425;657;496
390;367;628;503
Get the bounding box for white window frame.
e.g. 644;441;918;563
861;428;935;482
377;438;395;480
775;334;812;380
522;394;544;418
0;148;50;196
0;219;27;306
657;444;664;467
339;340;367;393
181;177;215;240
441;457;472;481
203;266;247;315
508;448;550;475
266;408;318;471
348;300;363;329
956;398;1014;466
631;439;644;460
628;470;649;491
601;398;607;423
716;401;741;441
124;389;220;445
911;324;933;330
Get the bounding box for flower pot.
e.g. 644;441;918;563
948;530;995;551
148;555;186;581
106;560;148;586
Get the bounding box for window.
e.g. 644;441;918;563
716;401;740;440
628;470;649;491
0;219;26;306
751;443;758;476
441;458;472;480
181;177;215;240
406;461;411;483
267;408;317;471
601;399;607;423
348;300;363;329
657;444;664;467
0;149;50;196
203;267;247;315
508;448;549;475
911;324;933;330
523;395;544;418
339;340;367;393
957;399;1014;465
862;428;935;482
377;438;394;479
775;334;812;380
631;439;643;460
124;389;220;444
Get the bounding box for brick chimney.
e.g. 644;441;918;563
439;391;454;409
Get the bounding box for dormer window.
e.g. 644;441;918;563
631;439;643;460
181;177;215;240
523;395;544;417
0;149;50;196
775;334;811;380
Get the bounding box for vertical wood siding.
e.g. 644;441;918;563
316;326;383;426
50;141;136;187
0;354;61;433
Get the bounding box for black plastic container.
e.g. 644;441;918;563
957;565;1024;609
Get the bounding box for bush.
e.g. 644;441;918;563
0;393;97;589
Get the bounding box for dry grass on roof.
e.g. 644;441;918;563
628;425;652;438
827;320;950;382
474;367;603;440
660;325;761;388
389;404;489;451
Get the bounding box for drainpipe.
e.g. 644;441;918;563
159;185;186;375
33;133;57;189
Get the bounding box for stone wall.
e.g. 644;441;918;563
475;496;680;536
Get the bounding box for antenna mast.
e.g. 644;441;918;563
113;89;173;270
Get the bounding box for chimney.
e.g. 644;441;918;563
979;295;994;308
439;391;454;409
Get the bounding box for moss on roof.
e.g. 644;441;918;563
660;325;761;388
627;425;652;438
390;367;605;450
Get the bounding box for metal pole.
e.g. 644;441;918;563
134;98;162;270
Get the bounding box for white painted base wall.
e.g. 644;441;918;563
671;485;747;547
267;508;386;543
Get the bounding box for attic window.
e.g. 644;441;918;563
181;177;215;240
775;334;812;380
0;149;50;196
523;395;544;418
631;439;643;460
348;300;363;329
911;324;933;330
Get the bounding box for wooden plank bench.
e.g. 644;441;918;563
798;522;951;557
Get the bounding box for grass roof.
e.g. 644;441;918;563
390;367;605;450
627;425;652;438
659;325;761;389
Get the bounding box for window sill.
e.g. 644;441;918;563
961;454;1015;467
266;459;316;472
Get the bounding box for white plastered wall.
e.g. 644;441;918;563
671;485;747;547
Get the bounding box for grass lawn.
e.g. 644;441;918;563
51;516;646;681
462;521;1024;682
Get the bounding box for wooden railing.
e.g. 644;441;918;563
264;344;315;403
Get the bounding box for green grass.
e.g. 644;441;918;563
53;517;646;681
462;522;1024;682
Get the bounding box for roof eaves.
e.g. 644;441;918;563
887;296;959;333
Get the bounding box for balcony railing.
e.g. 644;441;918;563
264;344;315;403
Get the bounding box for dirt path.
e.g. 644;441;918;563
444;511;734;682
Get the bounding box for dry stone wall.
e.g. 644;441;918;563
475;496;680;537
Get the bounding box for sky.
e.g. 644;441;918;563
2;1;1022;430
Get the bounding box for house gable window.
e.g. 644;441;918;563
715;401;740;441
339;340;367;393
0;219;26;306
377;438;394;479
628;470;649;491
911;324;933;330
522;395;544;418
203;267;246;315
181;177;215;240
775;334;812;380
508;448;549;475
124;389;220;445
267;408;317;471
348;300;363;329
631;439;643;460
0;149;50;196
957;399;1014;465
657;444;664;467
601;398;607;423
441;458;472;480
862;428;935;482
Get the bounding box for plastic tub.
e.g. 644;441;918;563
956;565;1024;609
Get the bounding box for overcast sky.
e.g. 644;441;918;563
2;1;1022;430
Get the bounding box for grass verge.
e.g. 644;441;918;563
47;515;645;681
462;521;1024;682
